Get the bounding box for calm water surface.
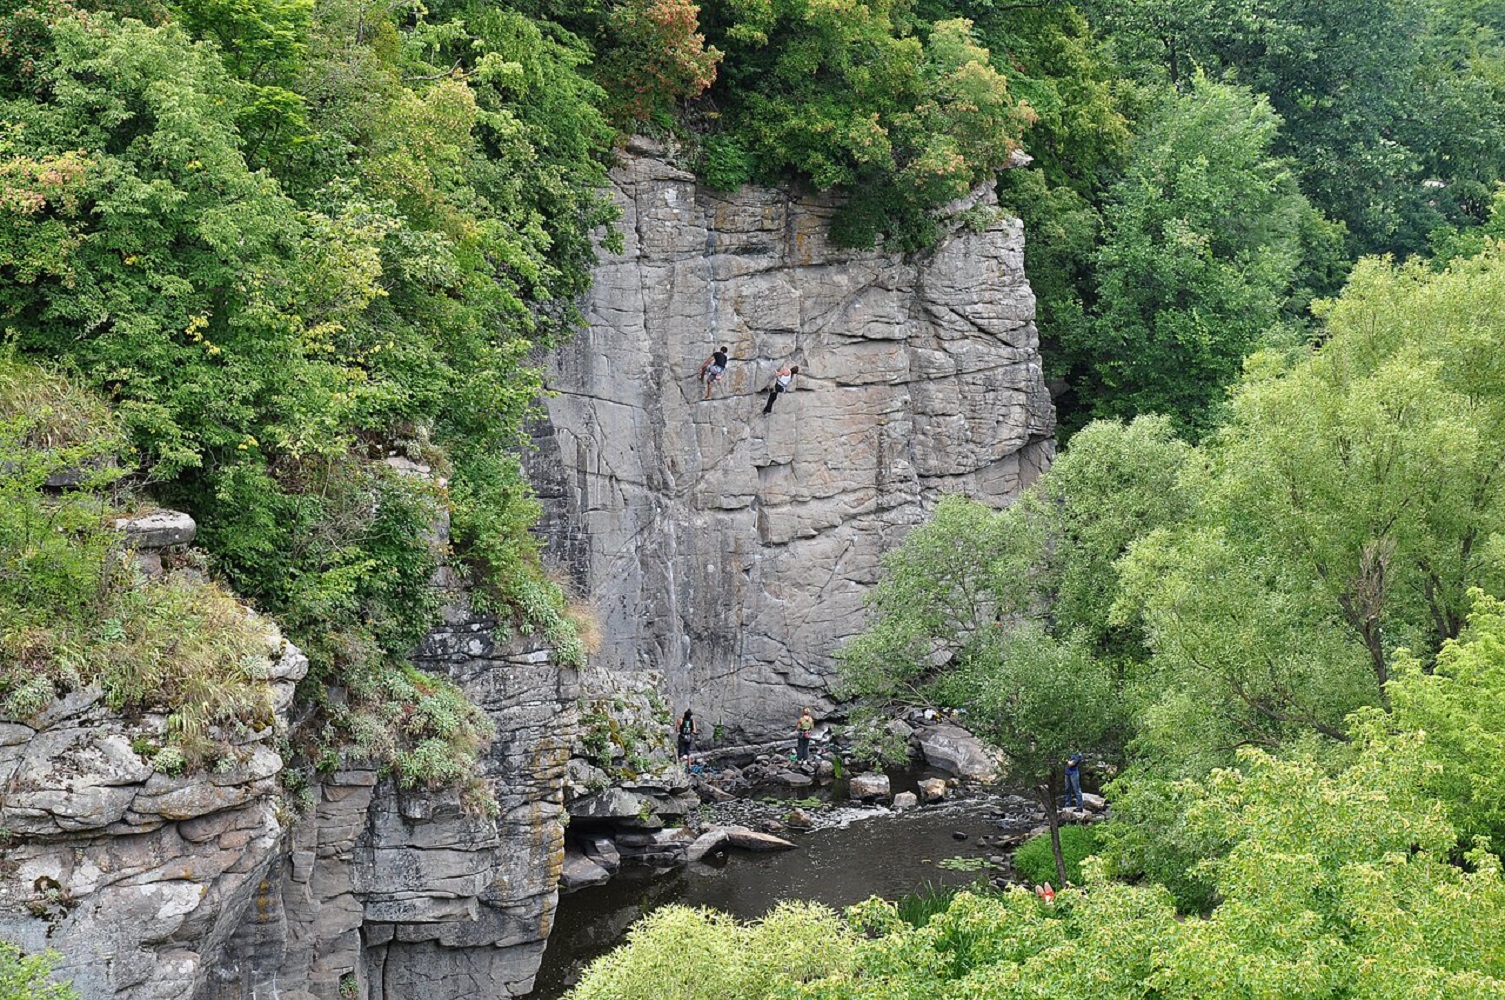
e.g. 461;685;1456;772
532;795;1008;997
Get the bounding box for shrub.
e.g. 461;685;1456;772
697;133;754;191
0;360;278;762
895;882;962;928
0;942;79;1000
1013;824;1101;886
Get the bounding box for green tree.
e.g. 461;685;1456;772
570;901;857;1000
1078;75;1342;437
936;625;1126;886
0;944;78;1000
1388;589;1505;851
1087;0;1505;258
699;1;1035;248
0;0;615;789
1036;414;1195;658
594;0;723;125
1100;247;1505;829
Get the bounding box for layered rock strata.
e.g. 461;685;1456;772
1;595;576;1000
0;625;308;1000
202;619;576;1000
529;142;1055;742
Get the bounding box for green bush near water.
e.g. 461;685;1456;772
1012;824;1101;886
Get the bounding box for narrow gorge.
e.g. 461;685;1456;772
0;148;1054;1000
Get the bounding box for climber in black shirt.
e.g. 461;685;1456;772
699;346;730;400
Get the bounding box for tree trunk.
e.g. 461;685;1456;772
1038;783;1067;887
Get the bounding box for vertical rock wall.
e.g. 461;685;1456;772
200;616;575;1000
529;143;1055;741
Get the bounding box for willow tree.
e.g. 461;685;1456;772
936;625;1126;886
1118;248;1505;773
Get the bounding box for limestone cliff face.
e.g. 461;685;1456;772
4;151;1054;999
529;144;1055;741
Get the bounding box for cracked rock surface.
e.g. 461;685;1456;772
1;611;576;1000
529;144;1055;741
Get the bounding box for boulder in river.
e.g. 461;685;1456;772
560;847;612;891
892;791;918;812
918;777;948;803
724;827;798;852
915;724;999;782
686;829;729;862
580;835;621;874
771;770;814;788
848;772;891;801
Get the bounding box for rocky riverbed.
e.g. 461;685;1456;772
537;780;1109;998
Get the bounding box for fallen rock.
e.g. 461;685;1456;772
724;827;797;852
952;831;968;841
785;808;814;830
580;835;621;874
686;829;729;862
770;770;814;788
559;847;612;891
885;718;915;742
816;760;836;781
696;782;737;803
112;510;197;549
892;791;918;812
916;725;1000;782
918;777;949;803
848;772;891;801
1081;792;1107;813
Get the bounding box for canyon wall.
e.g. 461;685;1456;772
0;615;574;1000
0;516;577;1000
529;142;1056;741
2;147;1054;999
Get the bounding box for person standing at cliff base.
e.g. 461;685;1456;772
699;346;730;400
1063;751;1084;812
677;708;698;762
796;707;814;761
763;364;799;414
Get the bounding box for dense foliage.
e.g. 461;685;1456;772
0;0;613;784
572;725;1505;998
0;943;78;1000
576;210;1505;1000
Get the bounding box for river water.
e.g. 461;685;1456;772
531;792;1017;997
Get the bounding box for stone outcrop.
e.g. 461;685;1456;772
0;626;307;1000
202;616;577;1000
1;615;575;1000
915;724;1003;783
529;141;1054;742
